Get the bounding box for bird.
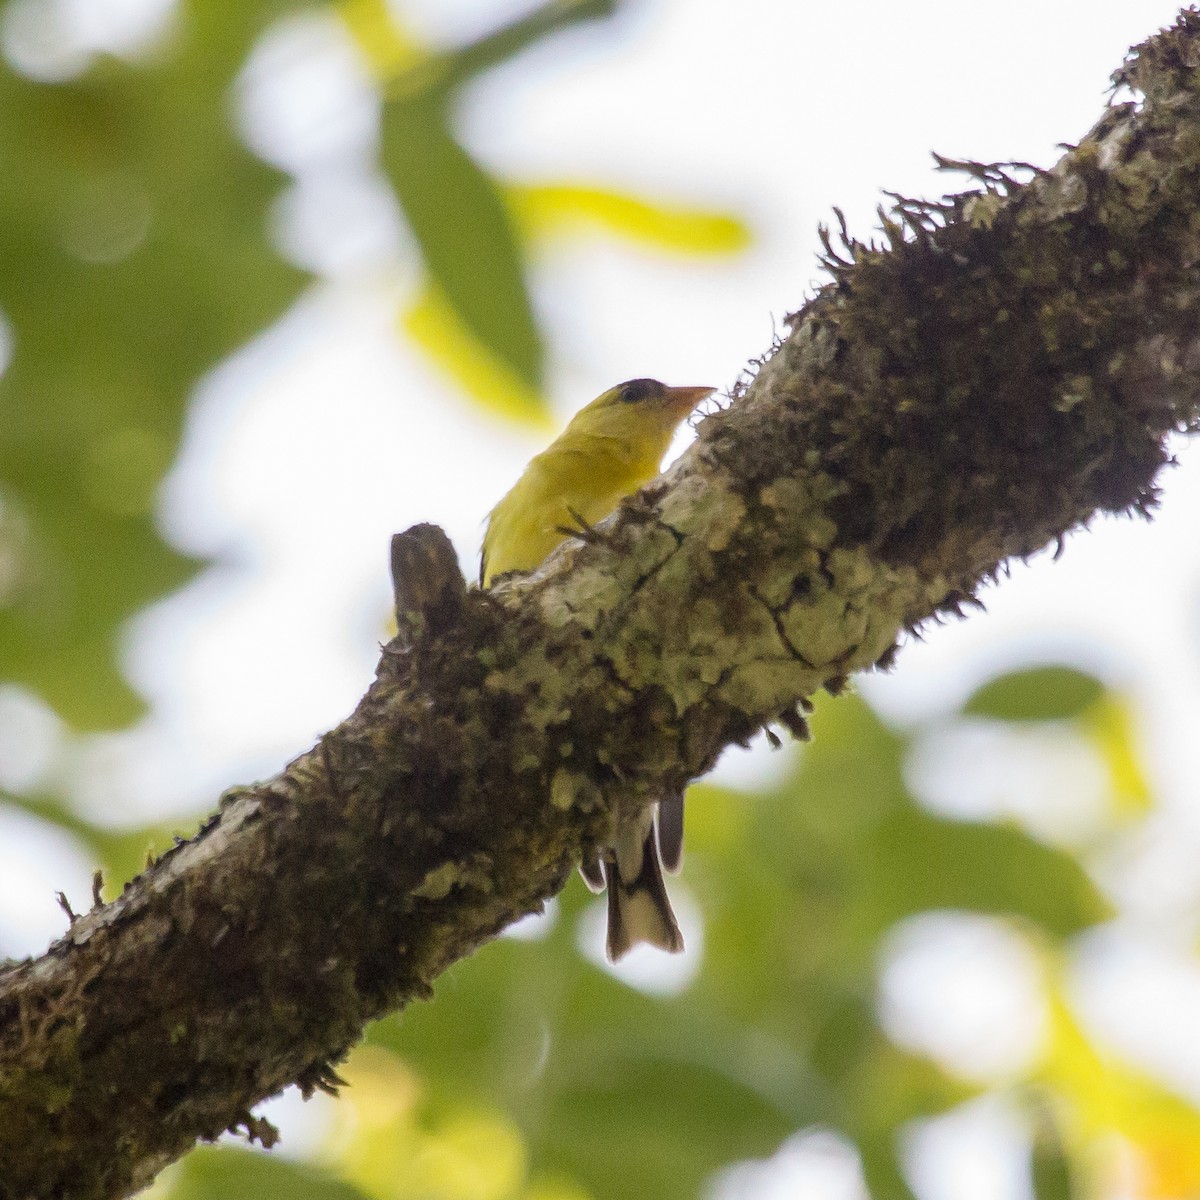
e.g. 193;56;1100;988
480;377;716;960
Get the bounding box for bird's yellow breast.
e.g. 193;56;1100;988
481;434;663;585
480;379;714;587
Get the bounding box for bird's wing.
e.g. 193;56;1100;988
656;789;685;875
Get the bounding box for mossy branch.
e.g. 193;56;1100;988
5;11;1200;1198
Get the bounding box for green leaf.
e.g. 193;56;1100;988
535;1051;793;1200
962;666;1105;722
381;92;543;394
434;0;620;92
1032;1138;1076;1200
171;1146;371;1200
858;1132;921;1200
864;806;1111;938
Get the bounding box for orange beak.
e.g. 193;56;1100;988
663;385;718;415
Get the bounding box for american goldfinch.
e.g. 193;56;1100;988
481;377;716;960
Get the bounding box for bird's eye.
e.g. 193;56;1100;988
617;378;665;404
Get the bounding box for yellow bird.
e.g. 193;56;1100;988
480;377;716;960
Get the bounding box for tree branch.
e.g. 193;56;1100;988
5;11;1200;1198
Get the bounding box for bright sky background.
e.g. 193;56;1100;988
2;1;1197;1196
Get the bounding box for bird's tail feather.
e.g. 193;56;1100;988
605;828;683;961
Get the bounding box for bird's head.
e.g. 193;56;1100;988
573;378;717;439
603;378;716;417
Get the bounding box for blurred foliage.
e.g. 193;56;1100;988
346;0;749;424
0;2;1192;1200
0;2;307;729
402;185;750;424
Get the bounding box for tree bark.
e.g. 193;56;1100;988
4;11;1200;1198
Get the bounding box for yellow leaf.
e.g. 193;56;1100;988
416;1112;527;1200
1036;967;1200;1197
339;0;429;80
509;184;752;257
324;1045;533;1200
403;284;551;426
1081;694;1153;819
